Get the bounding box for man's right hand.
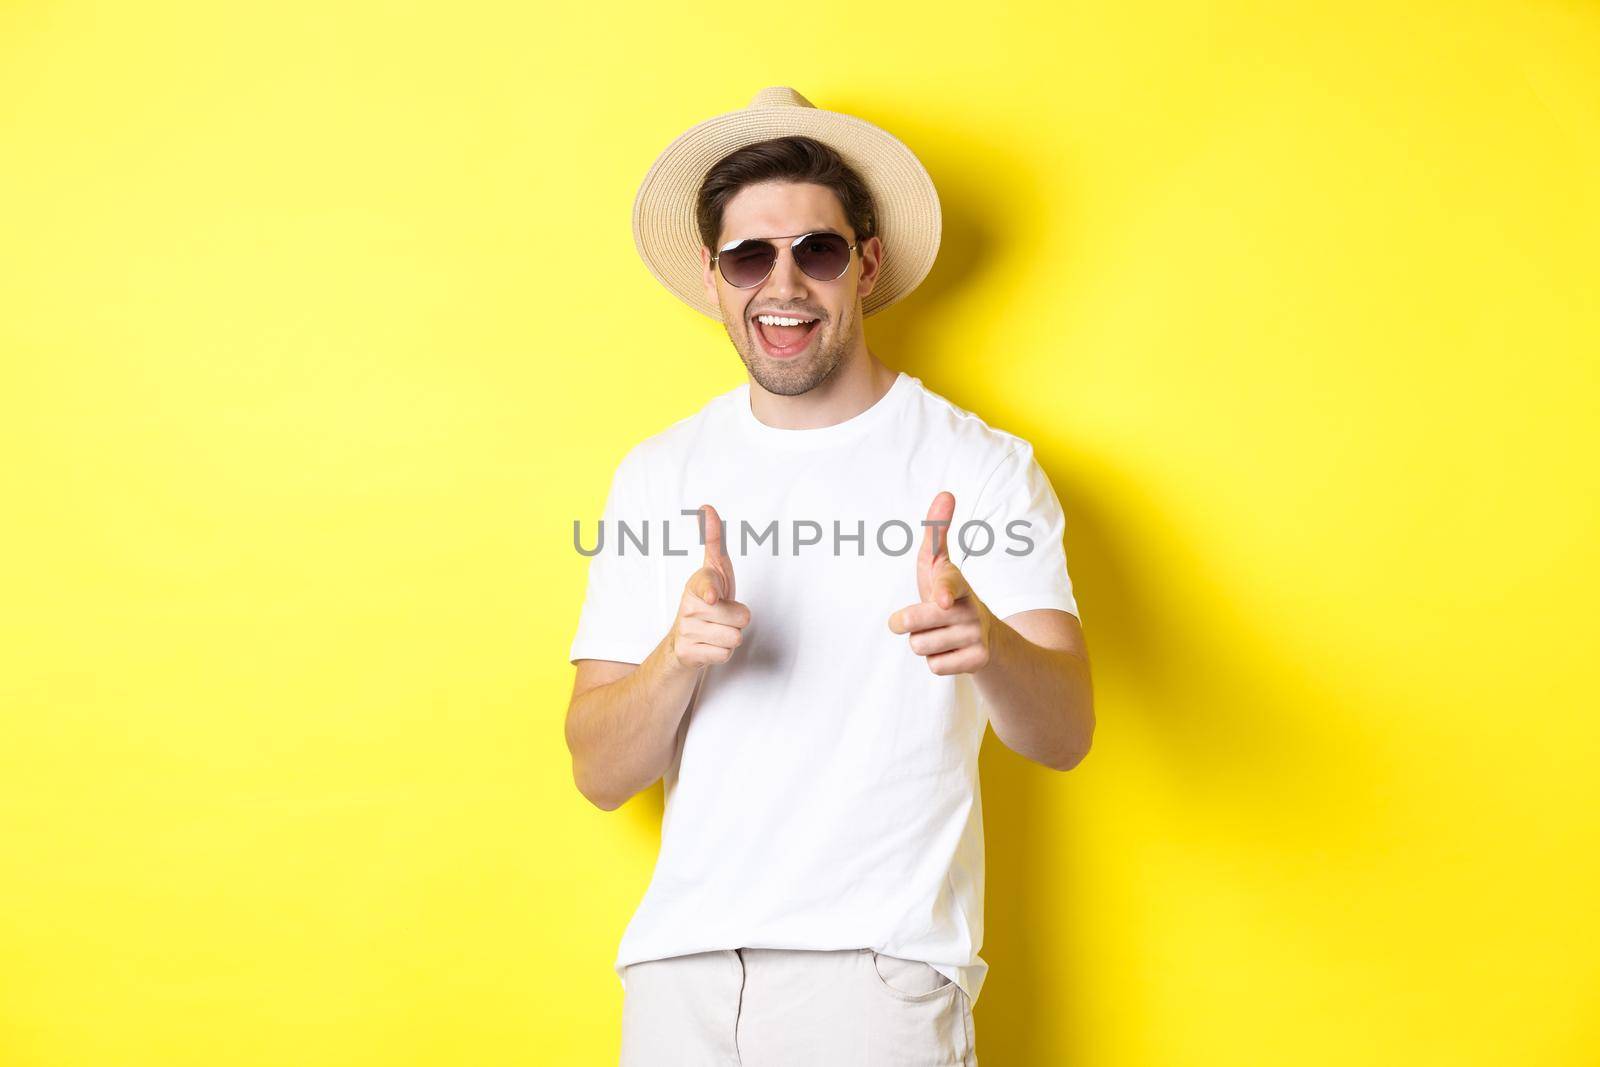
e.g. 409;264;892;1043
668;503;750;672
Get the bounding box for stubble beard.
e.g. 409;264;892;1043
729;308;855;397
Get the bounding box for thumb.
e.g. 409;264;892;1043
932;556;971;611
917;491;956;603
700;503;735;603
919;490;956;568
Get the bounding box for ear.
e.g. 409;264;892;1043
855;234;884;301
701;245;718;304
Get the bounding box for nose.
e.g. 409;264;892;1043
760;245;812;304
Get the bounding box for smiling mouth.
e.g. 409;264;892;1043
752;313;822;358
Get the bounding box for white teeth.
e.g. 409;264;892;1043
756;314;816;327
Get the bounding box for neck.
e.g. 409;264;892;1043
748;347;898;431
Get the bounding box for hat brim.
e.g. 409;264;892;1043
632;104;942;321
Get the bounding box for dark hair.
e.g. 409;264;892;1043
695;136;878;251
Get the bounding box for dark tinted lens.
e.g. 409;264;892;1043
793;233;852;281
719;240;777;287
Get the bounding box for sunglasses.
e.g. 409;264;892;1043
711;231;859;289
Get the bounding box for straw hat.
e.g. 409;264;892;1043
631;86;942;321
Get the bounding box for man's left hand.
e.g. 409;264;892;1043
887;491;995;676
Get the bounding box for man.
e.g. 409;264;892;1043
565;87;1094;1066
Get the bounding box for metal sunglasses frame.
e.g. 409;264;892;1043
710;230;859;288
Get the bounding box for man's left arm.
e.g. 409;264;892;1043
890;560;1094;772
975;606;1094;771
888;480;1094;771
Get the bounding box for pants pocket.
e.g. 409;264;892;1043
868;950;957;1001
860;950;970;1064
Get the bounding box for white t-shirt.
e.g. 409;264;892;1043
567;369;1079;1007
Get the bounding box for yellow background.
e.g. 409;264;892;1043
2;1;1596;1063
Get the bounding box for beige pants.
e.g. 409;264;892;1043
619;947;977;1066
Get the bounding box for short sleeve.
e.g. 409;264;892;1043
955;443;1080;623
567;446;664;665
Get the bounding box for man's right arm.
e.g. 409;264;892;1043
565;640;703;811
565;502;747;811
